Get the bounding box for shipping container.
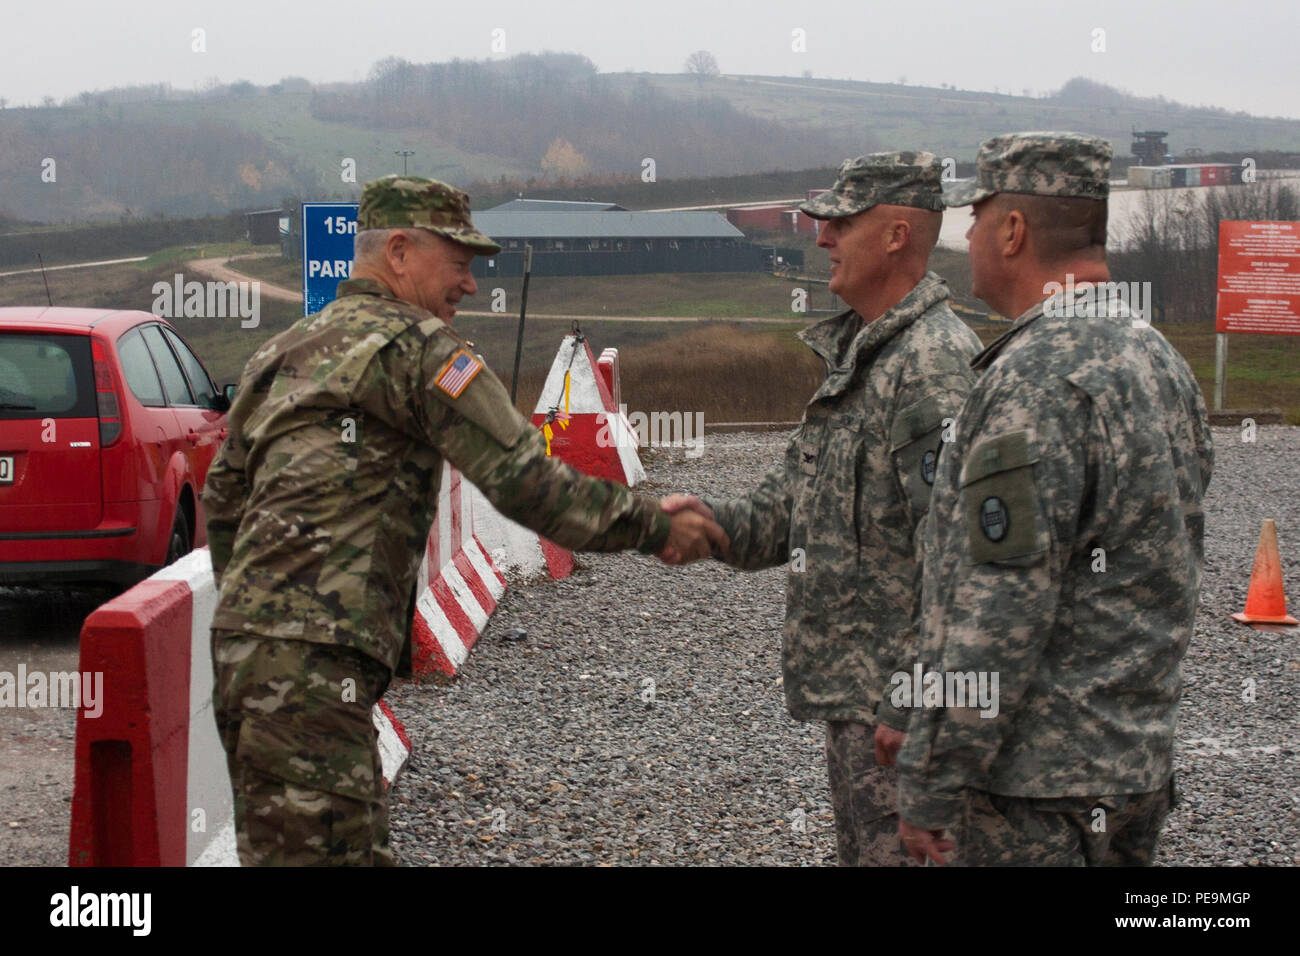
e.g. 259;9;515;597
1128;166;1151;187
1168;166;1187;187
1199;165;1223;186
728;205;817;235
1227;165;1244;185
1185;166;1201;187
1156;167;1174;188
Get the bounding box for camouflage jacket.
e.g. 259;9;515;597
203;277;669;670
897;287;1214;830
705;272;982;725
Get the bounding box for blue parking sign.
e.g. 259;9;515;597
302;202;360;315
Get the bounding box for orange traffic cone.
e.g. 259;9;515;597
1231;519;1299;626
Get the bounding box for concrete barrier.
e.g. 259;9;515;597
69;548;411;867
410;335;642;677
411;462;510;678
532;333;645;486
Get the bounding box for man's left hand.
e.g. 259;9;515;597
874;724;907;767
899;818;954;866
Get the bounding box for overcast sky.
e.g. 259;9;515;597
1;0;1295;119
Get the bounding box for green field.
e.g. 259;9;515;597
2;249;1297;423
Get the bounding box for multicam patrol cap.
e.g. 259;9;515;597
358;174;501;254
945;131;1113;206
799;151;946;219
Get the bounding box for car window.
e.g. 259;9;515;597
140;324;194;406
115;328;167;407
161;326;219;408
0;333;96;420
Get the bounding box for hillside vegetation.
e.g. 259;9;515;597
3;57;1299;225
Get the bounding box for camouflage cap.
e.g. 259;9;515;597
945;131;1112;206
358;174;501;254
799;151;946;219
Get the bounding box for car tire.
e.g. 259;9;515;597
165;508;191;567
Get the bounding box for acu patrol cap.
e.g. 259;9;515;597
945;131;1113;206
358;174;501;254
800;150;946;219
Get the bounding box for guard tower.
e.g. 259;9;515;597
1131;130;1170;166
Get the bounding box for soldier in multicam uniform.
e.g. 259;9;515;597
664;153;983;865
203;175;728;866
896;133;1214;866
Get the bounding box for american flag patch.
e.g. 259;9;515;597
434;349;483;398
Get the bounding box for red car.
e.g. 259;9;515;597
0;307;231;588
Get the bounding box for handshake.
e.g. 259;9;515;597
655;494;729;566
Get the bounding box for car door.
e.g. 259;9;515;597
157;325;227;490
137;324;204;483
113;326;180;558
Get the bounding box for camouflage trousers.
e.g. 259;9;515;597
951;779;1176;866
825;721;916;866
211;631;395;866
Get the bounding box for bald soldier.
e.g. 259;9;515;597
663;152;982;865
896;133;1214;866
203;175;728;866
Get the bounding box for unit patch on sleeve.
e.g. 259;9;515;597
959;430;1048;564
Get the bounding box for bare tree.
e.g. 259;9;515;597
685;50;720;85
1113;181;1300;325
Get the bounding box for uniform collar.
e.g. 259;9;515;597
799;271;951;371
970;286;1081;372
333;276;403;302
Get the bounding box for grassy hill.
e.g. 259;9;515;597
5;60;1299;225
609;73;1300;160
124;93;535;188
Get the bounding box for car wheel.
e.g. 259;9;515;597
165;509;191;566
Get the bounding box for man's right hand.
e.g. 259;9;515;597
660;493;715;521
657;496;728;565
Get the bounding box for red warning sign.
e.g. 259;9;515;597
1215;220;1300;335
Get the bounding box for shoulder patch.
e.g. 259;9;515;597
891;394;950;516
890;394;945;451
423;333;526;449
959;430;1048;563
435;349;483;398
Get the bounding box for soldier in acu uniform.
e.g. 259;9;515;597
664;153;983;865
896;133;1214;866
202;175;728;866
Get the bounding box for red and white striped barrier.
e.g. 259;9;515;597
531;334;645;486
411;463;509;679
408;335;642;678
597;347;622;412
69;547;410;867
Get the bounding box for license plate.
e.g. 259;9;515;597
0;456;12;484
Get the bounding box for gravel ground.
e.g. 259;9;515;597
0;588;108;867
386;425;1300;866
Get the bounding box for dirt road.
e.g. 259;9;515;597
186;258;801;324
186;257;302;303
